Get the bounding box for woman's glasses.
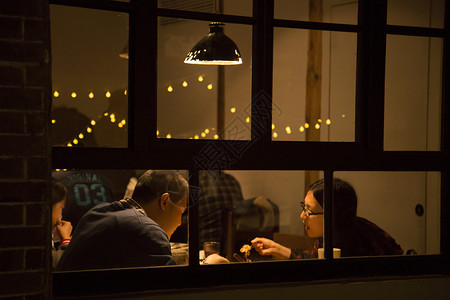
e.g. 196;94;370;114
300;201;324;217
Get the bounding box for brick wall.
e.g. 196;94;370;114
0;0;52;298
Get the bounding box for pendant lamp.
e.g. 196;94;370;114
184;22;242;65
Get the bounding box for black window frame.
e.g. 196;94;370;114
51;0;450;297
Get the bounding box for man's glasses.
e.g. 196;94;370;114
300;201;324;217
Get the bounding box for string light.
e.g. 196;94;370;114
88;92;94;99
194;135;199;139
230;107;236;113
205;129;210;134
318;119;322;123
87;127;92;133
246;117;250;123
167;86;173;92
104;113;108;116
53;91;59;98
71;92;77;98
272;124;275;130
326;119;331;125
198;75;204;82
166;134;172;139
105;91;111;98
124;90;127;95
78;133;84;139
51;119;56;124
201;132;206;138
207;84;213;90
182;81;188;87
273;132;278;138
157;130;159;136
73;139;78;145
299;126;305;132
90;120;96;126
285;126;291;134
315;123;320;130
67;143;72;147
214;134;219;139
304;123;310;129
342;114;346;118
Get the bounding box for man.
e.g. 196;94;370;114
56;170;188;270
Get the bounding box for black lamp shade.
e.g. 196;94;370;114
184;22;242;65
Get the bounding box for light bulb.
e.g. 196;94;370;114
198;76;204;82
167;86;173;92
230;107;236;113
89;92;94;99
201;132;206;138
315;123;320;129
182;81;188;87
73;139;78;145
326;119;331;125
207;84;213;90
105;91;111;98
285;126;291;134
53;91;59;98
272;123;275;130
90;120;96;126
299;126;305;132
71;92;77;98
205;129;210;134
304;123;310;129
51;119;56;124
194;135;199;139
214;134;219;139
87;127;92;133
273;132;278;138
166;134;172;139
246;117;250;123
78;133;84;139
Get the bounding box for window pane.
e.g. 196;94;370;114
52;169;190;271
273;28;356;141
275;0;358;25
387;0;445;28
198;170;322;263
333;172;440;257
384;35;442;151
50;6;129;148
158;0;253;17
157;18;252;140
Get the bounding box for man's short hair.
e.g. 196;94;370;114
52;177;67;205
132;170;188;205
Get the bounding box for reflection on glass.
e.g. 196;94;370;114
385;35;442;151
387;0;445;28
335;171;440;256
51;169;190;271
157;18;252;140
273;28;356;142
275;0;358;25
50;6;129;147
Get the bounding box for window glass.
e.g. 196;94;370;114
51;169;190;270
384;35;442;151
157;18;252;140
158;0;253;17
50;6;129;148
387;0;445;28
333;171;440;257
275;0;358;25
197;170;323;263
272;28;356;141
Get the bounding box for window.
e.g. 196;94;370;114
51;0;450;297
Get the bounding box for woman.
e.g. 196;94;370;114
51;177;73;268
252;178;403;259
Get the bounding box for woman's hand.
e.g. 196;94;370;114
251;237;291;259
56;220;72;240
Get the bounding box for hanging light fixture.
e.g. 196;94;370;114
184;22;242;65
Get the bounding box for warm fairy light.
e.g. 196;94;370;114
273;132;278;138
87;127;92;133
315;123;320;130
90;120;96;126
78;133;84;139
318;119;322;123
201;132;206;138
304;123;310;129
89;92;94;99
55;169;60;172
63;169;67;171
73;139;78;145
167;86;173;92
67;143;72;147
285;126;291;134
207;84;213;90
104;112;108;116
110;114;115;119
342;114;346;118
110;118;116;123
326;119;331;125
121;119;126;125
198;75;204;82
230;107;236;113
214;134;219;139
299;126;305;132
124;90;127;95
53;91;59;98
272;123;275;130
194;135;199;139
105;91;111;98
246;117;250;123
157;130;160;136
166;134;172;139
71;92;77;98
118;123;123;128
205;129;210;134
51;119;56;124
182;81;188;87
